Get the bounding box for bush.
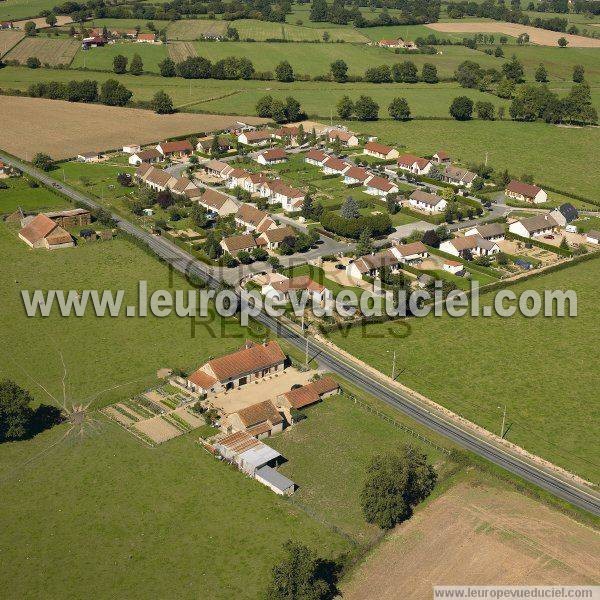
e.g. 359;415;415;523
320;211;392;239
449;96;474;120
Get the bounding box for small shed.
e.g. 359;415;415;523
255;466;295;496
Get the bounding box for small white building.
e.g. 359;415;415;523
322;156;350;176
305;149;328;166
123;144;141;154
128;148;162;166
440;235;500;258
443;260;464;275
397;154;432;175
390;241;428;264
508;215;558;239
464;223;505;241
408;190;447;213
77;151;102;163
256;148;287;165
364;176;398;197
343;166;372;186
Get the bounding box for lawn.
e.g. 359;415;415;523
0;0;57;20
282;264;365;298
83;18;171;32
0;176;67;213
330;256;600;482
71;42;169;74
268;391;447;542
166;18;229;41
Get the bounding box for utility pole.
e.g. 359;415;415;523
500;404;506;438
485;151;488;166
391;349;396;381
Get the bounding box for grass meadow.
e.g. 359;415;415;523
0;0;57;20
0;176;67;213
330;256;600;482
71;42;169;73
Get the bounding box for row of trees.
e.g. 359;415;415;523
157;55;255;80
363;62;438;84
27;78;133;106
255;95;306;123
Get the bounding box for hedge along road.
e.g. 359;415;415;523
2;150;599;517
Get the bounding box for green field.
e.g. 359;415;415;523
72;42;168;74
83;18;171;32
166;18;229;41
0;0;57;20
330;257;600;482
0;176;67;214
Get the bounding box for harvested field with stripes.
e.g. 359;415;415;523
4;37;79;66
233;18;369;42
0;30;24;58
167;19;228;40
167;41;198;62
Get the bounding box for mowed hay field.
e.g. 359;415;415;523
0;95;267;159
167;41;198;62
5;37;79;66
343;475;600;600
232;18;369;42
0;0;58;21
330;257;600;482
166;18;228;40
71;42;168;73
427;20;600;47
0;30;24;57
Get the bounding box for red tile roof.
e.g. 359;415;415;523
19;214;59;244
271;275;326;294
221;233;257;253
397;154;430;170
187;370;217;389
393;241;427;256
260;148;287;161
506;179;542;198
344;166;371;182
236;203;269;227
323;156;349;172
283;377;339;409
366;176;395;192
306;149;328;163
159;140;192;154
207;341;285;382
236;399;283;427
365;141;394;156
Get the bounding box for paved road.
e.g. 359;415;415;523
4;151;599;516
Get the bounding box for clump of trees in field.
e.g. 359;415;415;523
336;95;379;121
26;78;133;107
255;95;306;123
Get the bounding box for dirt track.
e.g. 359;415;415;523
427;21;600;47
0;95;267;159
343;478;600;600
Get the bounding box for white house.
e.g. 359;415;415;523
440;235;500;258
220;233;258;254
238;130;272;146
305;149;328;166
408;190;447;213
262;181;304;212
322;156;350;176
128;148;161;166
397;154;432;175
263;275;332;306
549;203;578;228
508;215;558;239
346;249;400;280
197;189;239;217
364;176;398;197
225;168;250;190
442;165;477;189
390;241;428;264
123;144;141;154
363;142;399;161
505;180;548;204
327;129;359;147
343;166;372;186
443;260;464;275
136;166;177;192
235;204;273;233
77;152;102;163
465;223;505;241
204;159;231;179
432;150;451;164
256;148;287;165
257;226;297;250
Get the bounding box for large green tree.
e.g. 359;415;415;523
388;97;410;121
275;60;294;82
112;54;128;75
449;96;474;121
0;380;34;442
330;59;348;83
151;90;173;114
353;95;379;121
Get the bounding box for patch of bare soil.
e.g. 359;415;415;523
343;478;600;600
133;415;181;443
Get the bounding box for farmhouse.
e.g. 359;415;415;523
197;189;238;217
390;241;428;264
408;190;447;213
549;203;578;227
432;150;451;164
465;223;505;241
128;148;161;166
123;144;141;154
322;156;350;176
263;275;332;305
77;151;102;163
397;154;432;175
82;36;105;48
508;214;558;239
346;249;399;280
278;376;340;413
238;130;272;146
378;38;417;49
156;140;193;158
505;180;548;204
204;159;231;179
43;208;91;228
364;176;398;197
256;148;287;165
235;203;273;232
586;230;600;244
137;33;160;43
327;129;359;147
220;233;258;254
305;149;328;166
343;166;372;186
257;225;297;250
364;142;399;160
442;165;477;188
18;214;74;250
226;400;284;439
185;340;286;394
440;235;500;258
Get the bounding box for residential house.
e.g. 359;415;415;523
440;235;500;258
128;148;161;166
197;189;238;217
465;223;505;241
220;233;258;254
1;21;15;30
549;203;579;227
243;172;270;194
262;275;332;305
156;140;193;158
262;181;304;211
257;225;297;250
235;204;273;232
170;176;196;196
225;168;250;190
44;208;91;228
196;136;232;155
443;260;464;275
432;150;451;164
277;377;340;414
305;149;328;166
226;400;284;439
322;156;350;176
185;340;286;394
378;38;405;48
77;152;102;163
272;126;301;145
390;241;428;264
137;33;160;43
346;249;399;280
586;230;600;245
364;176;398;197
442;165;477;188
505;180;548;204
123;144;141;154
408;190;447;213
204;159;231;179
397;154;432;175
81;36;105;48
363;141;399;161
256;148;287;165
343;166;372;186
327;129;359;147
238;130;272;146
18;214;74;250
138;166;177;192
508;215;558;239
